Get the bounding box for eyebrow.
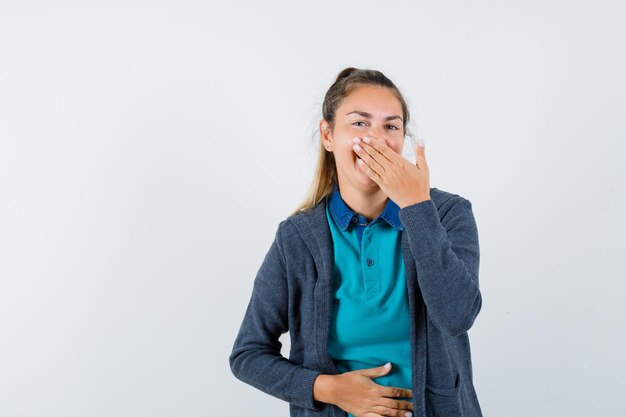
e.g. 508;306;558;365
345;110;403;122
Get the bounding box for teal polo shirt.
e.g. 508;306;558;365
325;184;413;412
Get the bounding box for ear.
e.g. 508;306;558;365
319;120;333;151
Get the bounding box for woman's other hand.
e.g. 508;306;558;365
313;363;414;417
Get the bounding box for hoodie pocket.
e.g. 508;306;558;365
425;371;463;417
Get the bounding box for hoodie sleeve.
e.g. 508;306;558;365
398;196;482;337
229;220;324;411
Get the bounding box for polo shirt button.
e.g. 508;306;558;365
351;217;358;223
366;258;374;266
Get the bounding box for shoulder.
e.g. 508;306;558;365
430;186;472;207
273;198;330;251
267;204;325;271
274;203;322;245
429;187;476;223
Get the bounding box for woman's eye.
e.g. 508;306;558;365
352;121;398;130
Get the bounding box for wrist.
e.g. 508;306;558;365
399;195;431;209
313;374;336;405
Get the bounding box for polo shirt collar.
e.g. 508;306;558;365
327;183;404;231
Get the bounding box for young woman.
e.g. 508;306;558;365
229;67;483;417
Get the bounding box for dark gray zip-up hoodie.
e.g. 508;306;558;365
229;187;484;417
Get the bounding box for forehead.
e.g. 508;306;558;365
338;85;402;114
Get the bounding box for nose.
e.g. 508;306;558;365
367;125;387;143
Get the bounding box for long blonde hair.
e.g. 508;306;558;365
290;67;412;216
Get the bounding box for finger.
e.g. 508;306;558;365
379;398;414;411
357;362;392;378
353;140;387;175
380;386;413;399
354;144;384;182
414;137;427;169
370;405;413;417
359;135;399;165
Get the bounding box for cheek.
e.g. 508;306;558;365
336;136;357;153
336;141;359;162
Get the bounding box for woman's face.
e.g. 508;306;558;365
321;84;405;190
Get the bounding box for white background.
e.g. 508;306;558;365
1;1;625;416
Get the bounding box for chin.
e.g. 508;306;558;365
356;170;375;182
354;167;379;188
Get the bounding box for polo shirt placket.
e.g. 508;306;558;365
325;184;413;415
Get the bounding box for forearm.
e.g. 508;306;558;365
398;197;482;336
230;343;323;410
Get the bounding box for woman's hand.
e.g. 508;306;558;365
313;363;414;417
352;135;430;209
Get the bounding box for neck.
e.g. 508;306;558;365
336;178;388;222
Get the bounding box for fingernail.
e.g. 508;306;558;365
384;362;391;368
362;136;370;144
352;136;361;143
417;137;425;147
405;412;413;417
